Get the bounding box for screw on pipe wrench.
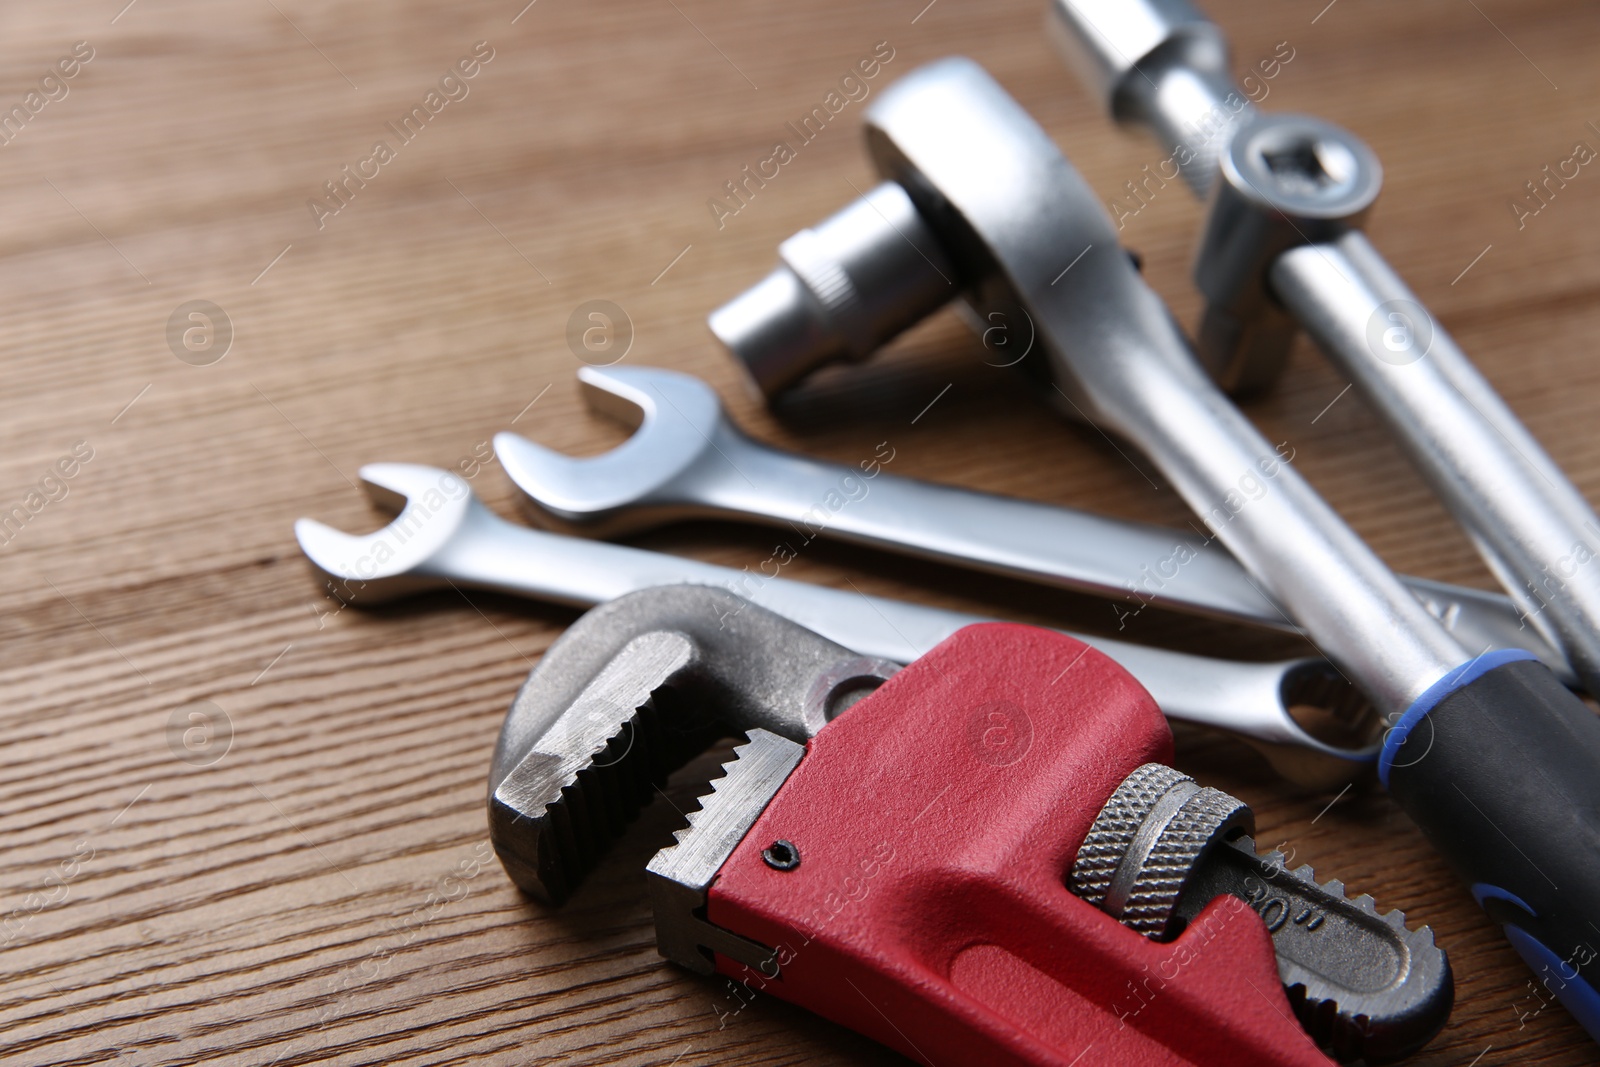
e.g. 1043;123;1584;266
1048;0;1600;703
494;364;1572;684
488;587;1453;1064
294;463;1379;786
708;58;1600;1035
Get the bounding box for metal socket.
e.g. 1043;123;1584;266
709;181;956;398
1194;110;1382;392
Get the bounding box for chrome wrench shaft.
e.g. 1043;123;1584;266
496;365;1569;682
295;463;1378;783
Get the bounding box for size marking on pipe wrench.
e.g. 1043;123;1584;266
488;587;1452;1065
295;462;1377;784
494;363;1570;683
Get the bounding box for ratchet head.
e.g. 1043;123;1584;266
495;366;728;535
861;57;1193;425
713;58;1141;410
294;462;481;601
713;57;1193;421
488;585;897;905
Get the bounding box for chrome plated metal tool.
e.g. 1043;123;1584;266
1048;0;1600;702
494;364;1570;683
708;57;1600;1033
295;462;1382;785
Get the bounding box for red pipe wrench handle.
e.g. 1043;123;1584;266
707;624;1333;1066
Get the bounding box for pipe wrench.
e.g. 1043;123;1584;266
489;586;1452;1065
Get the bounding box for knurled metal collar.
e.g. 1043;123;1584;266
780;228;861;320
1069;762;1253;937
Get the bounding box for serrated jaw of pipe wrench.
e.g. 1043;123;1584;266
489;631;717;906
646;729;805;975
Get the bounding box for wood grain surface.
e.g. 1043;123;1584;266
2;0;1598;1063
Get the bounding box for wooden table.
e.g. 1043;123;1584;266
2;0;1596;1062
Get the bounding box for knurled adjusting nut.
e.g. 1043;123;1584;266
1069;763;1254;938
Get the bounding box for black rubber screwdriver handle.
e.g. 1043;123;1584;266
1382;654;1600;1039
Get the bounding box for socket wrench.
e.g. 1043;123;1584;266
1049;0;1600;701
494;364;1570;682
295;462;1381;785
709;57;1600;1028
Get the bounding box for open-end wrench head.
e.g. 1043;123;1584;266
489;585;897;904
495;366;729;535
294;462;477;600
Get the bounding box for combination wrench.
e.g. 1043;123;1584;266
708;57;1600;1029
294;462;1377;785
1049;0;1600;701
494;363;1570;682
